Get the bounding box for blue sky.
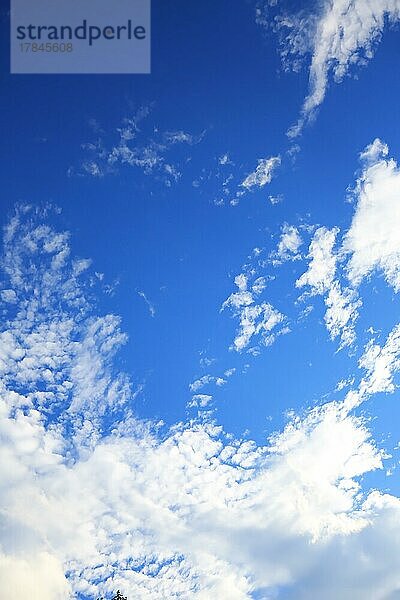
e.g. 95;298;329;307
3;1;400;598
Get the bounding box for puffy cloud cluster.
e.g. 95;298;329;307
219;138;400;357
2;205;400;600
221;273;285;352
295;139;400;349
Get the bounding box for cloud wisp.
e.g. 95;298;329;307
71;106;205;187
257;0;400;136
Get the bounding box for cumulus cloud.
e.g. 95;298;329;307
272;223;303;264
294;139;400;350
359;137;389;164
217;140;400;355
3;207;400;600
294;140;400;350
222;272;285;352
324;281;361;349
0;552;70;600
343;138;400;291
296;226;339;294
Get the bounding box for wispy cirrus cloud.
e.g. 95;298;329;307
256;0;400;136
137;290;156;318
70;106;205;187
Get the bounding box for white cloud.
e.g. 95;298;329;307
188;394;213;408
324;281;362;349
138;290;156;317
252;276;267;295
190;375;215;392
224;367;236;378
0;207;134;439
294;141;400;349
223;140;400;354
0;552;70;600
222;287;253;311
196;152;280;207
358;323;400;397
343;139;400;291
241;156;281;189
273;223;303;264
359;137;389;164
296;225;363;348
76;108;203;186
231;302;284;351
277;0;400;136
222;272;285;352
335;376;355;392
1;356;393;600
1;289;17;303
235;273;248;291
81;160;104;177
218;153;233;165
296;226;339;294
164;130;204;145
4;208;400;600
189;375;226;392
269;193;283;205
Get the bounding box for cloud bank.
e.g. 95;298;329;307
2;192;400;598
